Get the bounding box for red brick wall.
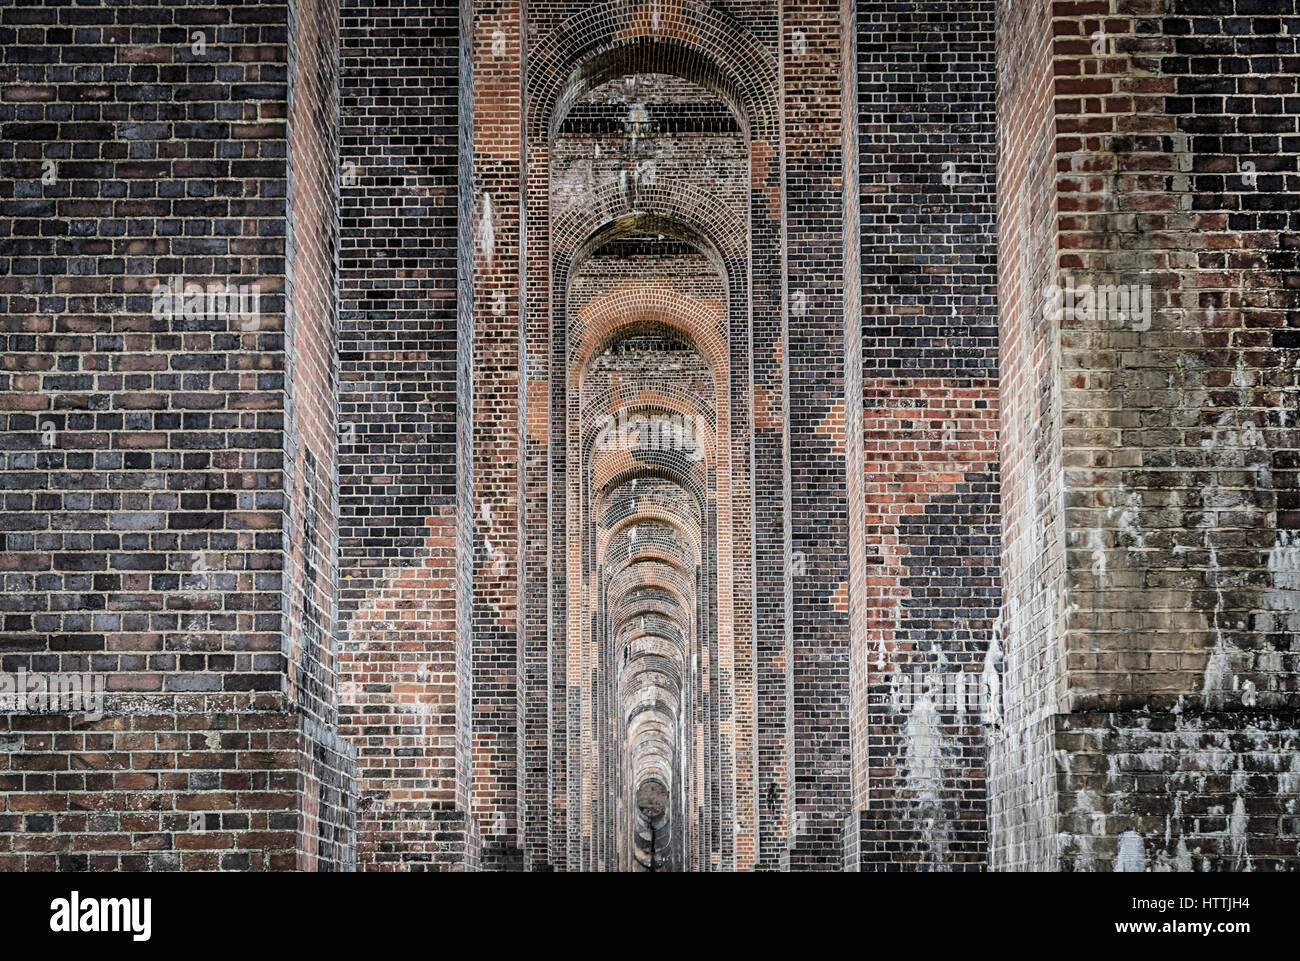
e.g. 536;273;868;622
991;0;1300;871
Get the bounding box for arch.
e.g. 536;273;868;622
571;282;728;380
526;0;779;143
599;506;702;563
536;0;763;873
556;182;749;272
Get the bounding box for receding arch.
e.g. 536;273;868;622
536;0;765;873
571;283;729;380
527;0;778;143
557;186;748;273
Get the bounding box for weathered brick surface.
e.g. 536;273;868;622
783;0;855;871
1;0;289;696
991;0;1300;870
990;0;1066;872
471;0;524;872
0;692;353;871
0;0;354;871
1054;710;1299;871
3;0;1296;873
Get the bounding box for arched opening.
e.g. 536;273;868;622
538;18;769;869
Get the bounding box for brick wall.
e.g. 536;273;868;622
989;0;1071;871
0;0;353;872
337;0;475;870
991;0;1300;870
5;0;1296;873
853;0;1001;871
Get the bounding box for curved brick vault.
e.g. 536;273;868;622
3;0;1298;875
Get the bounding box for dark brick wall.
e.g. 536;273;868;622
287;0;343;733
854;0;1000;870
0;0;353;872
471;0;524;872
287;0;353;866
0;0;290;697
337;0;475;870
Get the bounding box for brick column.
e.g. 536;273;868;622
471;0;526;872
992;0;1300;871
782;0;855;869
851;0;999;870
337;0;474;870
0;0;354;871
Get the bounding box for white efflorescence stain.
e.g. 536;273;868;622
479;193;495;265
1113;829;1146;872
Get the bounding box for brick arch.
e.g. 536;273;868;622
614;606;691;658
622;647;683;686
605;529;697;581
599;508;702;567
571;282;728;380
584;383;717;428
539;7;762;874
626;700;679;730
631;748;674;780
613;612;690;664
632;758;673;788
628;725;676;768
631;747;674;781
596;465;706;514
619;633;687;671
623;667;681;707
613;589;688;625
615;607;689;649
618;642;688;680
555;182;748;274
625;688;679;719
598;474;703;534
606;559;697;621
627;698;679;725
595;465;700;503
604;550;698;610
566;213;731;287
627;715;676;751
581;395;718;470
582;400;718;488
588;443;709;502
526;0;778;143
594;472;710;584
605;544;692;588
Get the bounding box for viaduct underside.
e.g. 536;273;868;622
0;0;1297;871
